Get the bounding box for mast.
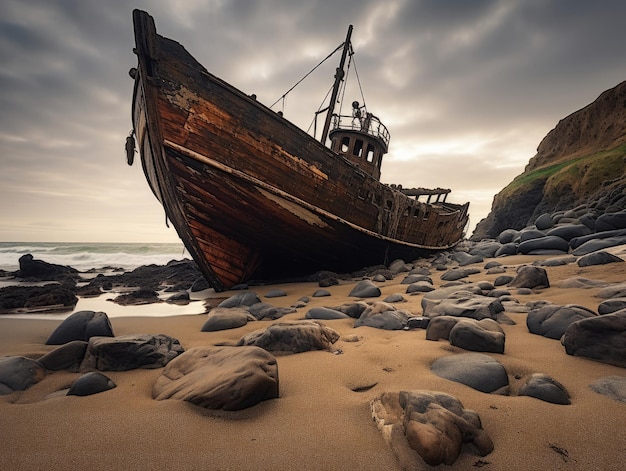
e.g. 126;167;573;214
320;25;353;145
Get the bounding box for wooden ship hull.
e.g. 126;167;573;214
130;10;469;291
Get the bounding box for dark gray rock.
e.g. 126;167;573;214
388;259;411;274
579;213;597;230
570;228;626;250
431;353;509;394
458;255;484;266
237;321;339;354
406;316;430;329
518;228;546;242
312;289;331;297
534;213;555;230
372;274;387;282
401;274;433;285
469;241;502;258
518;373;570;405
38;340;88;371
526;304;597;339
426;316;462;341
494;275;514;286
383;293;407;303
517;236;569;255
546;224;592;241
598;298;626;315
201;307;256;332
440;267;481;281
448;319;505;354
80;334;184;371
572;236;626;255
247;302;296;320
423;293;504;321
0;284;78;312
0;356;46;394
589;376;626;403
332;302;369;319
596;282;626;299
577;251;624;267
494;243;518;257
534;255;577;266
497;229;520;244
508;266;550;289
218;291;261;308
46;310;114;345
67;372;116;396
305;307;350;320
354;302;410;330
370;390;494;467
348;280;381;298
406;281;435;294
17;254;78;281
595;210;626;232
165;291;190;304
264;289;287;298
153;346;279;410
483;261;502;269
562;311;626;367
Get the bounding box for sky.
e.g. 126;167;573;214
1;0;626;243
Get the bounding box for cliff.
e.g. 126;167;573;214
472;80;626;240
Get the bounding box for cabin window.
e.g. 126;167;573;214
385;200;393;210
353;139;363;157
366;144;375;163
341;136;350;153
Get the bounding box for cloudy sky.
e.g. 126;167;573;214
2;0;625;243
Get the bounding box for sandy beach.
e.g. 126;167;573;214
1;253;625;471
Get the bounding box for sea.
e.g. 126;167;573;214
0;241;189;273
0;242;207;319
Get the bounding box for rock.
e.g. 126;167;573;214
38;340;88;371
372;274;387;282
497;229;520;244
534;213;555;230
406;281;435;294
425;316;462;341
572;235;626;255
0;284;78;313
406;316;430;329
577;251;624;267
165;291;190;304
80;334;184;371
440;267;481;281
526;304;597;339
546;224;592;241
67;372;116;396
354;302;410;330
589;376;626;402
0;356;46;394
570;228;626;250
46;310;114;345
153;346;279;411
370;390;493;467
237;321;339;354
458;254;484;266
423;293;504;321
264;289;287;298
431;353;509;394
305;307;350;320
201;307;256;332
312;289;331;297
331;302;369;318
112;288;161;306
595;210;626;231
494;275;514;286
556;277;609;289
348;280;381;298
218;291;261;308
401;274;432;284
518;228;546;242
534;255;577;266
448;319;505;354
518;373;570;405
598;298;626;315
383;293;406;303
508;266;550;289
388;259;410;274
247;302;296;320
469;241;502;258
517;235;570;254
562;311;626;367
17;254;78;281
596;282;626;299
494;243;518;257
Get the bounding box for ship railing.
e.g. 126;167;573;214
331;113;390;148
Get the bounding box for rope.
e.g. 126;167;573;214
270;42;345;110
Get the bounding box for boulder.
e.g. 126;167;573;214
401;274;433;285
517;236;569;254
546;224;591;241
354;302;411;330
448;319;505;354
247;302;296;320
153;346;279;411
430;353;509;394
370;390;493;467
305;307;350;320
595;210;626;232
406;281;435;294
80;334;184;371
577;251;624;267
469;241;502;258
67;372;116;396
17;254;77;281
526;304;597;340
518;373;570;405
423;293;504;321
562;311;626;367
589;376;626;403
406;316;430;329
534;213;555;230
348;280;381;298
331;302;369;319
572;236;626;256
201;307;256;332
497;229;520;244
218;291;261;308
0;356;46;394
440;268;481;281
383;293;407;303
264;289;287;298
425;316;462;341
0;284;78;313
38;340;88;371
237;321;339;354
494;243;518;257
46;310;114;345
598;298;626;315
595;282;626;299
508;266;550;289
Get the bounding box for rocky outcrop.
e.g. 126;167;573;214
473;81;626;240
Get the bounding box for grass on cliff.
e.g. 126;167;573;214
501;143;626;199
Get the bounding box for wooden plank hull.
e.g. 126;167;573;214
131;10;469;291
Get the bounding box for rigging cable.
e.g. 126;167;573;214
269;41;345;110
